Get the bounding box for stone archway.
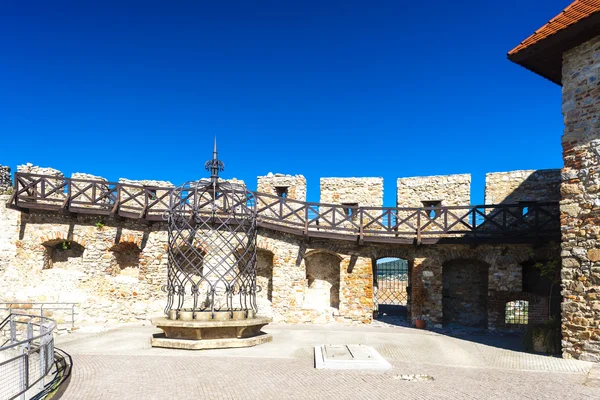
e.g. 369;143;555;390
442;258;489;328
374;257;409;318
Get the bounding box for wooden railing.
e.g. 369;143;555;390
7;172;560;244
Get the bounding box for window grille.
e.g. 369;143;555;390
505;300;529;326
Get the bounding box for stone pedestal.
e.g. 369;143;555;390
151;314;272;350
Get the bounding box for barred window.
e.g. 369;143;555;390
505;300;529;325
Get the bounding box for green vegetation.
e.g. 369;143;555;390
95;216;105;230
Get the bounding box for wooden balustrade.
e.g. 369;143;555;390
7;172;560;244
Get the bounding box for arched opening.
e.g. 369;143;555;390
304;251;340;310
374;257;408;319
255;249;274;317
43;239;85;270
442;259;489;328
110;242;141;278
256;250;274;302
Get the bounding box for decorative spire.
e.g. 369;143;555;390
205;137;224;184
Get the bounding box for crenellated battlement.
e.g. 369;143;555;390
5;163;562;209
484;169;561;204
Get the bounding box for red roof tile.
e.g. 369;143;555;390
509;0;600;55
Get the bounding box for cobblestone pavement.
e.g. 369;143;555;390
56;323;600;399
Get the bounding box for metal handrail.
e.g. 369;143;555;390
0;314;56;352
0;313;57;400
0;303;77;329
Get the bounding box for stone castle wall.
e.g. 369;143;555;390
0;164;561;332
396;174;471;207
0;165;11;195
560;36;600;362
0;169;17;275
485;169;562;205
320;177;383;207
2;210;168;326
0;195;19;276
255;231;373;324
18;163;63;177
257;173;306;201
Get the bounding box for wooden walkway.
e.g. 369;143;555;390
6;172;560;245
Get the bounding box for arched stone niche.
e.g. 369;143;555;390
256;249;274;317
256;249;274;302
442;258;490;328
303;251;341;310
42;239;85;270
110;242;142;278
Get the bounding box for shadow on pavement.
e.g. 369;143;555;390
375;305;532;353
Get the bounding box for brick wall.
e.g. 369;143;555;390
488;291;549;330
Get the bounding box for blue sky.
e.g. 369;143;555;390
0;1;567;205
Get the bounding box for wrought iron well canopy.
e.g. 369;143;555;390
164;140;258;320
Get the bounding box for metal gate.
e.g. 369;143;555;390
376;259;408;305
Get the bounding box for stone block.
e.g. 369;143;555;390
588;249;600;262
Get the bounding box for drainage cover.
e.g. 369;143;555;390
314;344;391;371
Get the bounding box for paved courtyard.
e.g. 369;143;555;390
55;322;599;399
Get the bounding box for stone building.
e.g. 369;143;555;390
508;0;600;361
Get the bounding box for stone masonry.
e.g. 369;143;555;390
18;163;63;177
0;166;11;195
0;169;18;277
560;35;600;362
397;174;471;207
485;170;561;204
257;173;307;226
0;165;561;336
395;174;471;237
257;173;306;201
319;177;383;231
3;209;168;326
320;177;383;207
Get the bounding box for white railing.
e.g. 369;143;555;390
0;314;56;400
